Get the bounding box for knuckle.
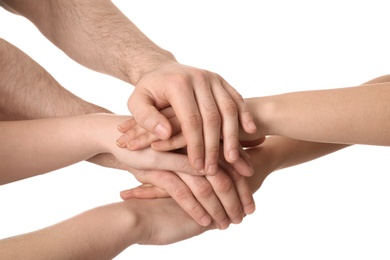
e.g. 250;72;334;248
207;146;220;159
229;172;244;183
221;100;238;116
184;113;203;129
227;204;243;218
168;73;192;88
192;69;208;82
172;184;192;201
195;182;214;199
205;111;221;126
210;207;228;222
212;175;234;193
230;89;244;102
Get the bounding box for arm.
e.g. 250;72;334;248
131;74;390;148
121;74;390;200
0;0;257;174
0;38;128;170
0;38;108;120
0;38;255;230
0;139;346;260
245;75;390;145
0;198;213;260
0;113;254;229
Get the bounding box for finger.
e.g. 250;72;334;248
120;184;169;200
227;169;256;215
145;170;213;227
218;159;256;216
128;88;172;140
151;132;187;151
117;118;137;133
121;111;182;151
151;115;186;151
228;146;254;177
126;129;160;150
119;148;202;176
192;76;221;175
221;78;257;134
177;172;231;230
116;118;137;148
204;168;245;225
166;85;205;171
211;80;240;164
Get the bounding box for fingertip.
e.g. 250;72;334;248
154;123;171;140
244;203;256;215
194;158;204;172
120;190;132;200
200;215;212;227
228;149;239;162
117;118;136;133
245;120;257;134
116;134;129;148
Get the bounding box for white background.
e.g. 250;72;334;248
1;1;390;259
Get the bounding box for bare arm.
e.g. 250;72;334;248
122;75;390;200
246;75;390;145
0;113;254;230
0;38;108;120
0;0;173;84
0;113;201;185
0;38;125;170
0;198;212;260
0;0;257;173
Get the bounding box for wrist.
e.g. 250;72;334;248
240;97;271;141
125;50;177;85
88;114;133;156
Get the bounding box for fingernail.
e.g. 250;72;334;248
248;121;257;131
194;159;204;171
200;215;212;226
154;123;169;140
207;164;218;175
116;135;128;147
229;150;239;161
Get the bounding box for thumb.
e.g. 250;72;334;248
128;89;172;140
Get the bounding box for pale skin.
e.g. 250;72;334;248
0;37;257;229
120;74;390;197
4;71;386;260
120;74;390;150
0;136;345;260
0;0;258;175
0;113;256;229
0;113;264;260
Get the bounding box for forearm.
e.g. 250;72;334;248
246;75;390;145
0;201;139;260
0;114;127;184
0;38;110;120
0;38;123;170
0;0;175;85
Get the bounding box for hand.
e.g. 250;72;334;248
87;114;253;229
122;197;215;246
117;61;257;174
117;107;265;176
121;147;256;230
